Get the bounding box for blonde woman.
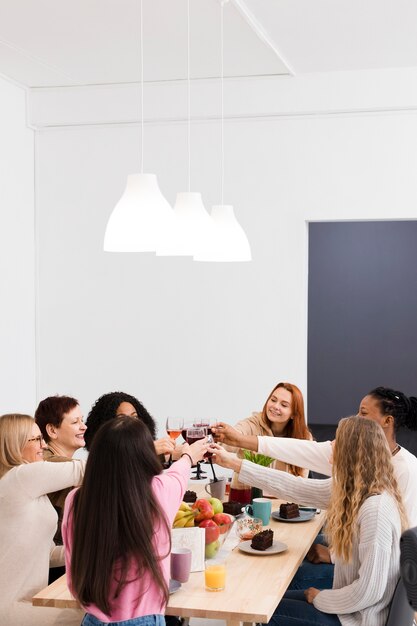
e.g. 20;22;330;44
211;416;408;626
0;414;84;625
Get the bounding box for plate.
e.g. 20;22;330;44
271;509;316;523
238;539;288;555
169;579;182;594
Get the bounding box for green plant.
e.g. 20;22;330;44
242;451;274;466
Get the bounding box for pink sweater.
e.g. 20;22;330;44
62;457;190;622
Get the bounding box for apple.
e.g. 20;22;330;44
199;519;220;544
208;497;223;515
192;498;214;523
205;539;220;559
212;513;232;534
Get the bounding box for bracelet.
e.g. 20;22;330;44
181;452;194;465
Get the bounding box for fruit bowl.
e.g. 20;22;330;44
203;515;235;559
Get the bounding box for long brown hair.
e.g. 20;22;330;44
0;414;34;478
69;417;170;616
262;382;311;476
326;416;408;563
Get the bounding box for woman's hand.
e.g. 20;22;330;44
182;438;209;465
154;437;175;456
208;442;243;472
211;422;243;446
304;587;320;604
306;544;332;564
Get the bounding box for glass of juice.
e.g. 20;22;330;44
205;560;226;591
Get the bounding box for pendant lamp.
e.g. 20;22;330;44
104;0;174;252
194;0;251;262
156;0;212;257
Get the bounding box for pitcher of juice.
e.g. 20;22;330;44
228;474;252;505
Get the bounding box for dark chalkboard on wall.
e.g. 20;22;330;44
307;221;417;425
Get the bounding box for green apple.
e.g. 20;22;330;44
205;539;220;559
208;497;223;515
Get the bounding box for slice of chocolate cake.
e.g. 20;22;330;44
279;502;300;519
223;501;243;516
183;490;197;503
251;529;274;551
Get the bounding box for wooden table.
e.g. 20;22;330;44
33;499;325;626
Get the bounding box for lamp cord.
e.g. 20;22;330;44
187;0;191;192
140;0;144;173
221;0;224;205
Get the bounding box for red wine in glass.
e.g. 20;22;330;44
186;427;206;479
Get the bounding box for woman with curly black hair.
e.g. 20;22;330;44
85;391;175;458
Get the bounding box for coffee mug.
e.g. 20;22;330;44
245;498;272;526
204;477;226;501
171;548;192;583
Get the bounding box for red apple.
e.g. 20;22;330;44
212;513;232;534
199;519;220;544
192;498;214;523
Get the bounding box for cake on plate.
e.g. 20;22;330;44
251;529;274;551
279;502;300;519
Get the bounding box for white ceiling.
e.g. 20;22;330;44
1;0;417;89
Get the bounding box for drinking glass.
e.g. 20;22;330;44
165;417;184;467
186;426;206;479
205;559;226;591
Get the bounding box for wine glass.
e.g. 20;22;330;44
165;417;184;467
186;426;207;480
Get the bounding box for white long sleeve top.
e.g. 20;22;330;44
0;460;86;626
257;436;417;526
239;460;402;626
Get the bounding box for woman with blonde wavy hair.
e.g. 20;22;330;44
0;413;85;625
211;416;408;626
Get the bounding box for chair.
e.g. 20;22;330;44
385;578;414;626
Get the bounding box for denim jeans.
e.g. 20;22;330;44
288;533;334;591
264;590;341;626
82;613;165;626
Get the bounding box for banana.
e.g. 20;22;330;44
179;502;192;512
174;510;188;523
174;515;191;528
173;511;196;528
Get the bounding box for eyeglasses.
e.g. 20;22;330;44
27;435;45;445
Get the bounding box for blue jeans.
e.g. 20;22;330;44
264;590;341;626
288;534;334;591
82;614;165;626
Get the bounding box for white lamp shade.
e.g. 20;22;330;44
104;173;174;252
156;192;213;256
194;205;252;262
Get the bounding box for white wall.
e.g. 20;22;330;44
0;77;36;413
31;71;417;434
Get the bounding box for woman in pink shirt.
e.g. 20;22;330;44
62;416;208;626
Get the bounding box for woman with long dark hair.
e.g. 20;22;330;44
62;416;208;625
212;416;408;626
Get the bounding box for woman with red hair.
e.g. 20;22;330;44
225;382;312;496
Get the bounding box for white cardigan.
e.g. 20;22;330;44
239;460;402;626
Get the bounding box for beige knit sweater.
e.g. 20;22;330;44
0;460;85;625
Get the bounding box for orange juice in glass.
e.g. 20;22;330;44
205;561;226;591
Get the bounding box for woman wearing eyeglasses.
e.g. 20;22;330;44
0;413;84;625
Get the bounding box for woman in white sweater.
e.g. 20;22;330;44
211;416;408;626
0;413;85;626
